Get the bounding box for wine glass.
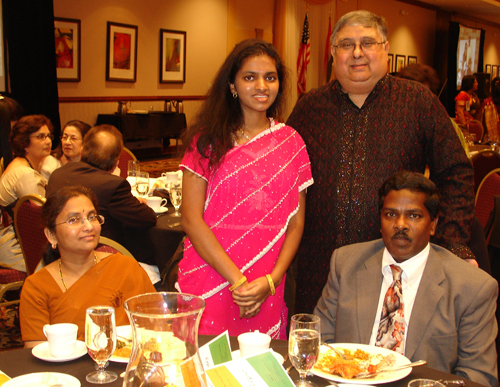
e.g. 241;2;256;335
85;306;117;384
169;185;182;217
127;160;140;194
136;172;150;198
288;313;321;387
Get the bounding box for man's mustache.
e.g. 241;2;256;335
392;230;410;240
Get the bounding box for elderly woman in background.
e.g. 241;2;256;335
20;185;155;347
0;115;53;271
41;120;91;181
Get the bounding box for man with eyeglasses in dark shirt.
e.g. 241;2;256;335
287;10;475;315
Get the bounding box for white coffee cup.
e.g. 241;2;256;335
43;323;78;358
237;330;271;358
146;196;168;212
161;171;181;183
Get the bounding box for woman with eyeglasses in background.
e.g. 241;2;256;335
0;115;53;272
20;185;155;348
41;120;91;181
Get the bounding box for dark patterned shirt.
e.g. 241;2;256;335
287;75;475;313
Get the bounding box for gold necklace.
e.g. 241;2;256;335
238;119;270;141
59;253;98;291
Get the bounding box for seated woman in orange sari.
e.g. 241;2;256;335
20;185;155;348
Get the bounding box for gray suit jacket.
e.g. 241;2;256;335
314;239;498;387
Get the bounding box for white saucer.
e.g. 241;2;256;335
155;206;168;214
231;349;284;364
32;340;87;362
3;372;80;386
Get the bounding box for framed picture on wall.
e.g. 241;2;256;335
493;66;499;80
106;22;138;82
54;17;81;82
387;54;394;73
395;55;406;72
408;56;417;65
159;29;186;83
485;64;492;74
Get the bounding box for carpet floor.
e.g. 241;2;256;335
138;157;181;178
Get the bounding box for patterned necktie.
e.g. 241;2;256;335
375;264;405;354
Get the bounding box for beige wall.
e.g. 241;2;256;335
54;0;229;126
53;0;500;127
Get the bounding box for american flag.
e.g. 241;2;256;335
297;14;310;95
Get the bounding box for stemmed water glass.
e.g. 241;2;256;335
288;313;321;387
136;171;150;198
127;160;140;194
169;184;182;217
85;306;117;384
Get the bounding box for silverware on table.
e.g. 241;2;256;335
355;359;427;378
321;341;352;360
168;222;181;228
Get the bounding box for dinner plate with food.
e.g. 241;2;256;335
312;343;411;384
111;325;132;363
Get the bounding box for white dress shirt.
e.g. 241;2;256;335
368;243;431;354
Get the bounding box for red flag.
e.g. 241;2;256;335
297;14;310;95
324;14;333;83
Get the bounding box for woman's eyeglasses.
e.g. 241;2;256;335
55;214;105;227
61;135;82;143
30;133;54;141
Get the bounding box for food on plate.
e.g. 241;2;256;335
113;339;132;358
314;347;396;379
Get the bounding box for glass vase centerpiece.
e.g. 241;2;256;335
123;292;206;387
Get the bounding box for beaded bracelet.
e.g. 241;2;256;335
266;274;275;296
229;276;247;292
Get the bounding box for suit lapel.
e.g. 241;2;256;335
405;247;445;359
357;249;384;344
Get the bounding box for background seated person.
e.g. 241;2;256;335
475;76;500;143
0;115;53;272
41;120;91;181
20;185;156;348
314;171;497;387
455;75;484;140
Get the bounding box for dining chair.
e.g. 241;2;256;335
117;147;137;179
475;168;500;229
0;194;46;308
471;150;500;193
96;236;134;258
13;194;47;276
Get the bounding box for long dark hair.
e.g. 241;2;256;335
182;39;288;168
0;96;24;168
42;185;100;264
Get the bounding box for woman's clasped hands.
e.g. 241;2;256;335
232;276;274;319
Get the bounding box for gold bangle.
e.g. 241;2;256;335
229;276;247;292
266;274;275;296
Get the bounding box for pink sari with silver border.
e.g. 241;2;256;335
178;119;313;339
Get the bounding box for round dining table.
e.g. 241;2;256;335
0;336;484;387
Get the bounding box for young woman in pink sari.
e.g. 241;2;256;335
179;40;313;339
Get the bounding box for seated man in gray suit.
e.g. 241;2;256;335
314;171;498;387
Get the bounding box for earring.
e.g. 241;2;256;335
51;243;57;249
232;92;238;99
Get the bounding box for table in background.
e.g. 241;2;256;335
95;112;187;156
0;337;485;387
